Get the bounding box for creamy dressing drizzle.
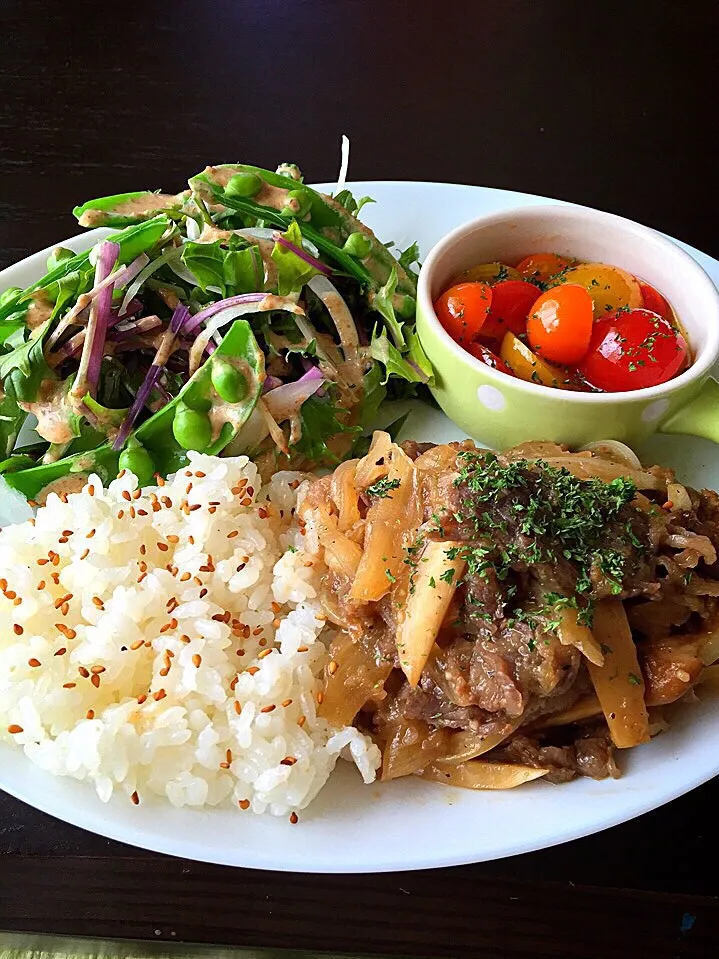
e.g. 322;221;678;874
78;193;179;227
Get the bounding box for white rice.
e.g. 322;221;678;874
0;453;379;816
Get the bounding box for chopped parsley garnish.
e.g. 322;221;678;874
366;477;401;499
453;452;646;614
628;672;642;686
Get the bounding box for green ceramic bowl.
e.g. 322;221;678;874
416;204;719;449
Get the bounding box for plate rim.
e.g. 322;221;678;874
1;179;718;872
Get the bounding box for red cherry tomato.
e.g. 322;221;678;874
434;282;493;346
579;309;688;392
466;340;513;375
516;252;575;284
480;280;541;339
526;284;594;364
639;282;671;321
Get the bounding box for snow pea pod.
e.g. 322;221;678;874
189;164;416;296
73;192;185;228
133;318;265;475
2;319;264;499
0;216;172;325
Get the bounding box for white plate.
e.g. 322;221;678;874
1;181;718;872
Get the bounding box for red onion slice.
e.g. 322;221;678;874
262;366;325;423
112;304;190;450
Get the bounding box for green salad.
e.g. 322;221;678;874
0;162;432;498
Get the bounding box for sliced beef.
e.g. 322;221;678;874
499;728;617;783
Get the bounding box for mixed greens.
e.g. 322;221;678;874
0;162;431;498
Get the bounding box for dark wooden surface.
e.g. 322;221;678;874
1;1;718;956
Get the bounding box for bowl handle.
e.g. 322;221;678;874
659;377;719;443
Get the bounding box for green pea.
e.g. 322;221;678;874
211;357;247;403
396;294;416;319
225;173;263;198
173;406;212;451
118;443;155;487
342;232;371;258
46;246;76;272
281;189;312;218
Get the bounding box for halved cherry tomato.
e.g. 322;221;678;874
639;282;671;321
579;309;688;392
516;252;575;284
526;284;594;364
480;279;541;339
434;282;492;346
500;332;566;388
558;263;641;316
466;340;512;374
454;262;522;284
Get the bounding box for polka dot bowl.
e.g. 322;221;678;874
416;204;719;449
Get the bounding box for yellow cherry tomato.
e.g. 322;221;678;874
453;262;522;285
499;332;566;388
553;263;642;316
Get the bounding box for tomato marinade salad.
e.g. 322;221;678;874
434;253;689;392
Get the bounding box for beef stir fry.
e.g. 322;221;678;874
300;434;719;790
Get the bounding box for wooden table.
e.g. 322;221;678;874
1;1;717;956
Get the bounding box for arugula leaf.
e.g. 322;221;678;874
333;190;376;216
407;329;434;385
370;266;405;348
295;395;361;464
359;362;387;428
47;264;95;320
0;308;27;348
0;287;22;310
0;319;54;403
369;329;427;385
0;389;23;459
398;241;421;276
271;221;320;296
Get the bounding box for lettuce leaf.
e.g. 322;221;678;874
398;241;421;276
369;266;405;348
294;395;361;464
181;239;262;296
271;221;320;296
369;329;427;386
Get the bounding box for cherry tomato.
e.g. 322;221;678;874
526;284;594;364
639;282;671;321
434;282;492;346
579;309;688;392
480;279;541;339
466;340;512;375
558;263;641;316
500;332;565;388
516;252;575;284
455;262;522;284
